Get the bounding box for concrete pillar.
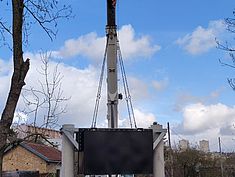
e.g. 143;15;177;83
154;139;165;177
151;122;166;177
61;124;75;177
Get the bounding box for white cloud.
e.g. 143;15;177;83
52;32;105;60
134;109;156;128
174;103;235;134
0;59;12;111
182;103;235;134
120;108;156;128
118;25;161;59
209;89;222;99
52;24;160;61
0;58;12;76
21;52;102;127
172;102;235;151
120;76;167;101
176;20;225;54
174;90;223;112
0;52;155;128
128;77;149;100
0;74;10;107
0;53;101;127
174;92;204;112
152;78;168;91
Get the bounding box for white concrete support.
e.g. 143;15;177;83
151;123;167;177
154;139;165;177
61;124;75;177
106;26;118;128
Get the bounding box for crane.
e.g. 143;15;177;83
106;0;118;128
61;1;165;176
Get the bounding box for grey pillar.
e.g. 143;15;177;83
154;139;165;177
61;124;75;177
151;122;167;177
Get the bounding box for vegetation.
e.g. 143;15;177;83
165;148;235;177
0;0;72;176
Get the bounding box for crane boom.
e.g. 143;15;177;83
106;0;118;128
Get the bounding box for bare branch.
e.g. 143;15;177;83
219;58;235;69
23;0;72;41
21;52;70;129
217;10;235;92
216;39;235;52
23;5;56;40
0;21;12;36
228;78;235;91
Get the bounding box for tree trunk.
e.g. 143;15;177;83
0;0;30;176
0;152;3;177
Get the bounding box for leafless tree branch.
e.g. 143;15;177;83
217;9;235;92
21;52;69;129
0;21;12;36
23;0;72;41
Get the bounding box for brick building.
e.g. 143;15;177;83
3;142;61;175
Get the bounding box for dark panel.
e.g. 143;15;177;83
81;128;153;175
2;171;39;177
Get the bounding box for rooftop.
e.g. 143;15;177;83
21;142;61;163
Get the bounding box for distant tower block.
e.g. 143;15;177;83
179;139;189;151
199;140;210;153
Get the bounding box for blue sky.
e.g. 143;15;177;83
1;0;235;151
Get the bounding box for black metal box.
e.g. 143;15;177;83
2;171;39;177
77;128;153;175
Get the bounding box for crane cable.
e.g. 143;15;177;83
91;37;109;128
91;30;137;128
116;0;137;128
117;40;137;128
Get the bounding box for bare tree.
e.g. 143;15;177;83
165;148;223;177
0;0;72;176
217;10;235;90
21;52;69;131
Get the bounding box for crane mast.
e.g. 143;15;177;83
106;0;118;128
